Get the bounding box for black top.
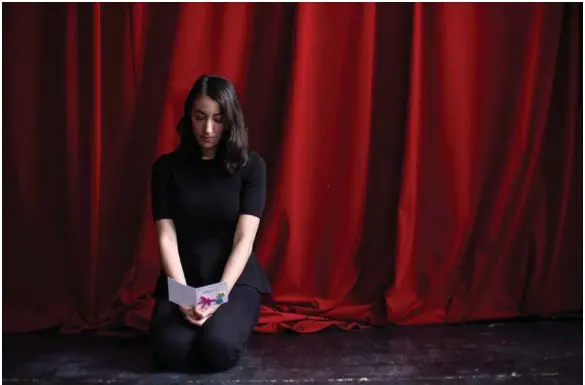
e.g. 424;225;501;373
150;150;271;297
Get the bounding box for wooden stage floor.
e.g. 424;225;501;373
2;317;582;384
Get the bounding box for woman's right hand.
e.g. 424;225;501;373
180;306;208;326
180;306;197;320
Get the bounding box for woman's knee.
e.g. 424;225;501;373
151;327;196;372
198;335;243;372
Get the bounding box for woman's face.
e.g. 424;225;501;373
191;96;224;156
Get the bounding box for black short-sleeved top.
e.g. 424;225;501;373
150;150;271;297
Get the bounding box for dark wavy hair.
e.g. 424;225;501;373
177;74;248;174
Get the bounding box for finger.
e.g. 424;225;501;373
187;318;204;327
182;305;195;313
194;314;211;326
207;306;218;315
180;307;200;322
184;314;201;325
194;308;207;319
203;309;213;318
180;308;192;318
187;319;201;326
190;307;203;320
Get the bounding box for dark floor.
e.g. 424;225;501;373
2;318;582;384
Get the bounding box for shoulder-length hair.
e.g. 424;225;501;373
177;74;248;174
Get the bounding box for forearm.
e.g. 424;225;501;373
158;234;186;285
221;239;253;293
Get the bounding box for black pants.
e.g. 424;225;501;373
150;285;261;373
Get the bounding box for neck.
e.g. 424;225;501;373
201;148;216;160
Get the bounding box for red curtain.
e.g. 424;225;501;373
3;3;581;334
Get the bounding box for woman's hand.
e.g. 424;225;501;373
179;306;199;324
180;305;218;327
192;304;219;322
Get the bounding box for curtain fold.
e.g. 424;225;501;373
3;3;581;334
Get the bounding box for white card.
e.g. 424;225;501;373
167;278;229;309
167;278;198;307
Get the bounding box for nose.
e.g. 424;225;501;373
204;119;214;135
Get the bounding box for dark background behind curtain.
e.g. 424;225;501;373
3;2;582;334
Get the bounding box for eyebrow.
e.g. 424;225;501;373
194;109;222;116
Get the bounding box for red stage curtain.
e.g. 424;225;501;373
3;3;581;334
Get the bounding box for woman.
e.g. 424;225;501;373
149;74;271;373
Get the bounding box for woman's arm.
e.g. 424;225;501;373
155;219;186;285
151;155;187;286
221;214;261;293
157;218;203;324
220;153;266;293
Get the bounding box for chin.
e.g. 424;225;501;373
197;142;218;151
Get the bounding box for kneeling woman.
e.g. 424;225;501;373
149;75;271;372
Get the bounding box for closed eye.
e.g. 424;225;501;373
193;110;222;122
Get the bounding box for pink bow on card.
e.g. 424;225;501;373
198;296;215;309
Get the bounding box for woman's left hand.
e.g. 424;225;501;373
186;313;211;327
183;307;216;326
193;304;218;321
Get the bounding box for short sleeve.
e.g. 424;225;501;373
151;154;173;221
240;152;266;218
